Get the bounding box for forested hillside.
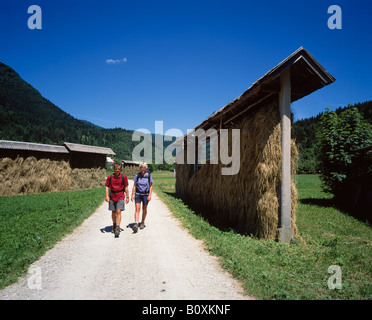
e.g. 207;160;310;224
0;62;174;162
1;61;370;171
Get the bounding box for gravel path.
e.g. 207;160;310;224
0;181;251;300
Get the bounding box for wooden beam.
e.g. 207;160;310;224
278;69;293;243
223;93;275;125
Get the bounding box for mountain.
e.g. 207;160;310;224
0;61;174;163
78;119;103;129
2;60;369;172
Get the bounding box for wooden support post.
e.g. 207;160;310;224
278;69;293;243
194;135;198;174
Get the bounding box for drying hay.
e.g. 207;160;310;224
70;168;106;190
124;165;140;177
176;101;299;239
0;157;106;196
0;156;71;196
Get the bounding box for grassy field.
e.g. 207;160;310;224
1;171;370;299
0;188;105;289
152;171;372;300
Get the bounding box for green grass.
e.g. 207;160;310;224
152;172;372;300
1;171;370;299
0;188;105;289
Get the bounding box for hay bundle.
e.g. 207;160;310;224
290;140;299;237
124;165;140;177
176;101;299;239
0;156;72;196
70;168;106;190
0;156;108;196
175;163;194;199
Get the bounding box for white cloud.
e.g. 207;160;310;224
106;57;127;64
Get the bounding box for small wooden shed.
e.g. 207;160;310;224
64;142;115;169
0;140;116;195
0;141;116;168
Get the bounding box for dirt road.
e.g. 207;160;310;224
1;181;251;300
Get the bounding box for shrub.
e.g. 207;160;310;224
316;107;372;201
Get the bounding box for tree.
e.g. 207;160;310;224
298;148;318;173
316;107;372;200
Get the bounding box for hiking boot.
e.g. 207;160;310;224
114;226;120;238
133;223;138;233
111;223;116;233
139;222;145;230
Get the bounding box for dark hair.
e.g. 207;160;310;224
113;163;122;170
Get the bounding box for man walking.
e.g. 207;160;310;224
105;163;129;238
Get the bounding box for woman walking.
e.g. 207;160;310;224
131;162;153;233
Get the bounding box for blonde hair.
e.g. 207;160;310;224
139;162;148;170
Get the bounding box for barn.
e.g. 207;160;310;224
0;140;115;196
172;47;335;242
63;142;115;169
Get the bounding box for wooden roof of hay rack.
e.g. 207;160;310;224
64;142;115;155
122;160;142;165
173;47;335;144
0;140;116;155
0;140;69;153
198;47;335;130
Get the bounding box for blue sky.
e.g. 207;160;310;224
1;0;371;136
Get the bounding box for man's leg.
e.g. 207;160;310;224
111;210;116;232
115;209;122;227
114;208;122;237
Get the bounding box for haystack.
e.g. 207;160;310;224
0;156;106;196
176;102;298;239
124;165;140;177
70;168;106;190
0;156;71;196
174;47;336;240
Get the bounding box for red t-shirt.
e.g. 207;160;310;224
105;174;129;202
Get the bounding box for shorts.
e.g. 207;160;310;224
135;194;149;206
109;199;125;211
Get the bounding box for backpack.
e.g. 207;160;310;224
135;170;152;194
109;174;125;194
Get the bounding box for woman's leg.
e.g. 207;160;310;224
134;203;141;224
141;205;147;224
